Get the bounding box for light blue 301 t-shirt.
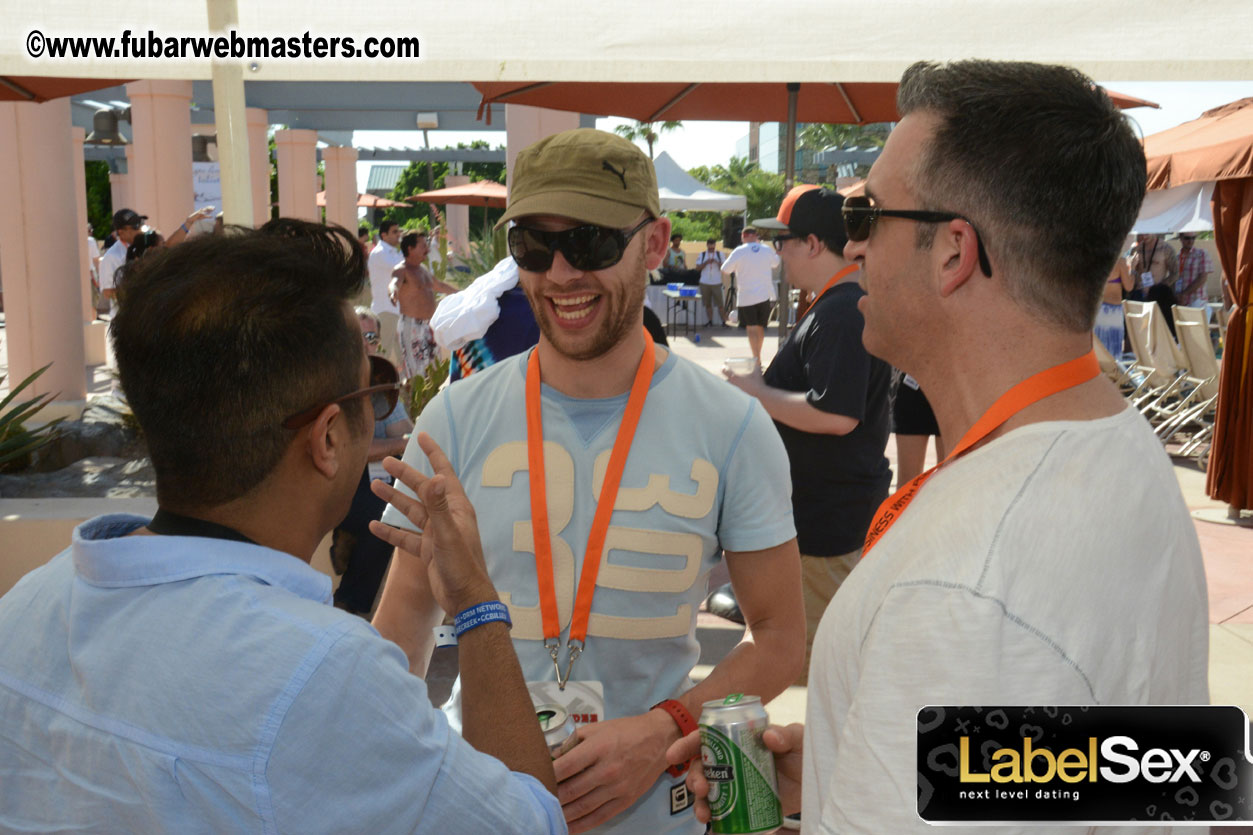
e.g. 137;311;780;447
383;348;796;835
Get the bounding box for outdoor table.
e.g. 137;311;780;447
663;288;698;340
645;284;667;314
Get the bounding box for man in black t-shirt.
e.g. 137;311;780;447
725;185;891;684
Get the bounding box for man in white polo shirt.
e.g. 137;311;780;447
368;219;405;358
721;226;780;365
97;208;146;313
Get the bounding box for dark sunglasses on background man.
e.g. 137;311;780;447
507;218;652;272
841;195;993;277
281;354;400;430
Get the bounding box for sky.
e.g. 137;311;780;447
354;81;1253;193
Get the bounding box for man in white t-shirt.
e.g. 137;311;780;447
694;238;726;326
97;208;146;313
368;219;405;358
721;226;779;364
670;60;1209;835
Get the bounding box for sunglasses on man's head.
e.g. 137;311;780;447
508;218;652;272
281;354;400;430
841;195;993;277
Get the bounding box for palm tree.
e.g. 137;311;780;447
613;120;683;159
796;122;891;152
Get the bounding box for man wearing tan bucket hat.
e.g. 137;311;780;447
376;128;804;835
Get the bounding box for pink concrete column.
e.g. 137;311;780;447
505;105;581;189
274;129;318;222
247;108;270;226
322;145;359;232
443;174;470;257
71;127;93;323
109;165;131;215
0;99;88;415
126;80;194;238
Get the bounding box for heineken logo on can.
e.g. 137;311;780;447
699;695;782;835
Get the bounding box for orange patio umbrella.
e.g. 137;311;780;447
408;180;507;234
0;76;131;103
1144;98;1253;513
475;81;1158;129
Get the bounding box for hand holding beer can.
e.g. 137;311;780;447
699;694;782;834
536;704;580;759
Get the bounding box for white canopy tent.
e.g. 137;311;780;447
6;0;1253;82
1132;181;1215;234
6;0;1253;226
653;152;746;213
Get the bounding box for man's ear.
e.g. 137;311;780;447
937;218;984;298
643;216;671;270
306;404;344;480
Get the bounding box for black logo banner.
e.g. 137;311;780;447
917;706;1253;824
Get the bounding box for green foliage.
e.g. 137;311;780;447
667;212;722;241
795;122;891;152
0;364;65;472
456;226;509;285
613;120;683;159
84;161;112;237
688;157;787;224
403;357;450;421
268;129;279;221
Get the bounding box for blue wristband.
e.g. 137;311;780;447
453;601;512;637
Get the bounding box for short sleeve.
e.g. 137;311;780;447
378;389;455;532
266;627;564;835
806;584;1094;834
716;400;796;553
802;299;873;420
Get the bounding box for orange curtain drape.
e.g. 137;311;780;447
1206;178;1253;510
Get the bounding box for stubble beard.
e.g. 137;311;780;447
524;248;647;363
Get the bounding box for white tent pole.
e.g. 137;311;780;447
778;82;799;347
207;0;254;228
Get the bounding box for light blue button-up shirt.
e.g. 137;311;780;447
0;514;565;834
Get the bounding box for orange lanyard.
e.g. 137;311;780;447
814;264;860;304
862;351;1099;556
526;327;655;687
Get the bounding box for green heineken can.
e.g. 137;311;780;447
699;694;782;834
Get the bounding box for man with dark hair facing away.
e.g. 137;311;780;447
0;219;564;834
670;60;1208;834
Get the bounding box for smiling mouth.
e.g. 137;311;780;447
549;294;601;323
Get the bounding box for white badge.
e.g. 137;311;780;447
528;680;605;726
903;373;921;391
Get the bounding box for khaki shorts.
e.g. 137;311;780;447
798;548;862;686
699;284;723;308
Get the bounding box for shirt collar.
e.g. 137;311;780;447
71;513;332;604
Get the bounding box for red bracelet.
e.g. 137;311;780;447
652;698;698;777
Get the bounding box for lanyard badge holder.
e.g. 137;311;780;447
526;327;656;692
864;350;1100;555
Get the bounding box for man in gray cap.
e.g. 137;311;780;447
375;128;804;835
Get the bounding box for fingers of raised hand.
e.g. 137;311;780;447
369;476;430;532
380;455;430;496
366;519;423;557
